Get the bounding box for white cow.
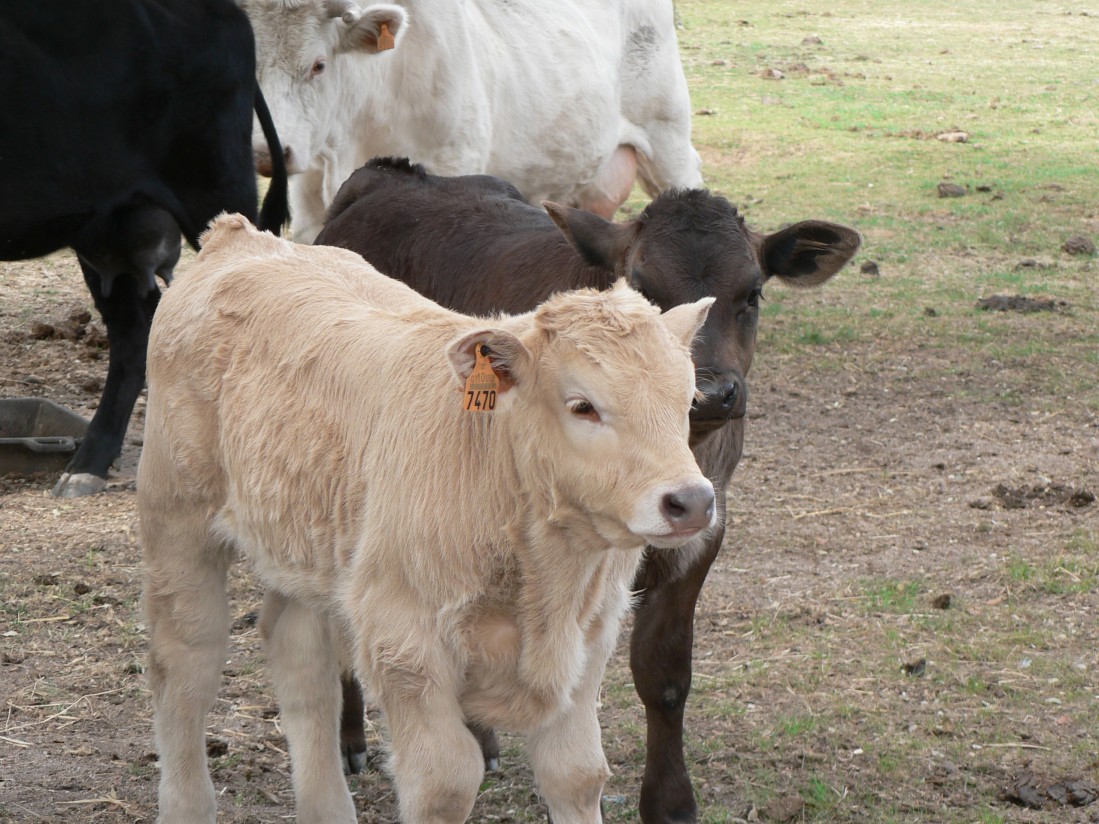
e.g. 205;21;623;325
242;0;702;242
139;214;715;823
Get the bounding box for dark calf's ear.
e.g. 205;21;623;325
447;328;532;395
757;220;862;287
543;201;632;269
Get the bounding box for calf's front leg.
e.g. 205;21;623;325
376;658;484;823
630;530;724;824
339;672;500;775
526;619;616;824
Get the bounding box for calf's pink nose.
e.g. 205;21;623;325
660;481;715;531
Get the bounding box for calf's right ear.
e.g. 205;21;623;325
543;201;633;269
660;297;716;349
447;329;533;396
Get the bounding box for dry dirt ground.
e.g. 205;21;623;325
1;249;1097;822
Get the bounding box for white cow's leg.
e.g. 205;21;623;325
288;168;329;244
634;121;704;197
383;682;484;823
264;595;356;824
144;513;231;824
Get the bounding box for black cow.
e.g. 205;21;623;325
0;0;288;497
314;157;860;823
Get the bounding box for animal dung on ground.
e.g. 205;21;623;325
1005;772;1098;810
760;795;806;822
992;482;1095;510
936;130;969;143
902;657;927;677
1061;235;1095;256
977;295;1067;313
937;182;967;198
860;260;880;276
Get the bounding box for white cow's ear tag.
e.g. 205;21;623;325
377;23;395;51
463;344;506;412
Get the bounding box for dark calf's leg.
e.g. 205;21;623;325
469;722;500;772
630;530;723;824
53;261;159;497
340;675;368;775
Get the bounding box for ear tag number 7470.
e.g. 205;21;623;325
463;344;499;412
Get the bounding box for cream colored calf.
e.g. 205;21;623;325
139;214;714;824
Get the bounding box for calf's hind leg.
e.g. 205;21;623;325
262;592;356;823
142;511;231;824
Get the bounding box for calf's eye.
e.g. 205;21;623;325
309;59;326;79
567;399;601;423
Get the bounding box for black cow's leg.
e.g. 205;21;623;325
630;530;724;824
53;260;159;497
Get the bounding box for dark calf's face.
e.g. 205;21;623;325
623;192;862;441
624;197;761;438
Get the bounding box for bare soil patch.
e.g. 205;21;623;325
2;249;1097;822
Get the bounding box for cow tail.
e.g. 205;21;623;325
254;87;290;236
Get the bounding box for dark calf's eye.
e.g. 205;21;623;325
309;59;326;79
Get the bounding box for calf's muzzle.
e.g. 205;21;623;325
691;370;748;425
660;480;716;534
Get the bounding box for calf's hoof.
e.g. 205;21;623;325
470;723;500;772
342;743;368;776
52;472;107;498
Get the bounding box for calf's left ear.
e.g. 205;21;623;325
660;297;716;349
447;328;533;395
756;221;861;287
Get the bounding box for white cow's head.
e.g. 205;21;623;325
448;282;717;551
243;0;407;176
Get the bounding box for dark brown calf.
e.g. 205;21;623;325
314;157;860;823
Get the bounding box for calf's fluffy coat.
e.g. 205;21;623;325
139;214;714;823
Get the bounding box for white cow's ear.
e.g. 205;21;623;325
660;297;715;349
447;328;532;395
338;4;407;54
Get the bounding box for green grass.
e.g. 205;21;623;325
660;0;1099;420
860;579;923;613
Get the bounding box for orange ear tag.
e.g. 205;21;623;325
463;344;500;412
377;22;396;51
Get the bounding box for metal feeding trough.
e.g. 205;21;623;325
0;397;88;476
